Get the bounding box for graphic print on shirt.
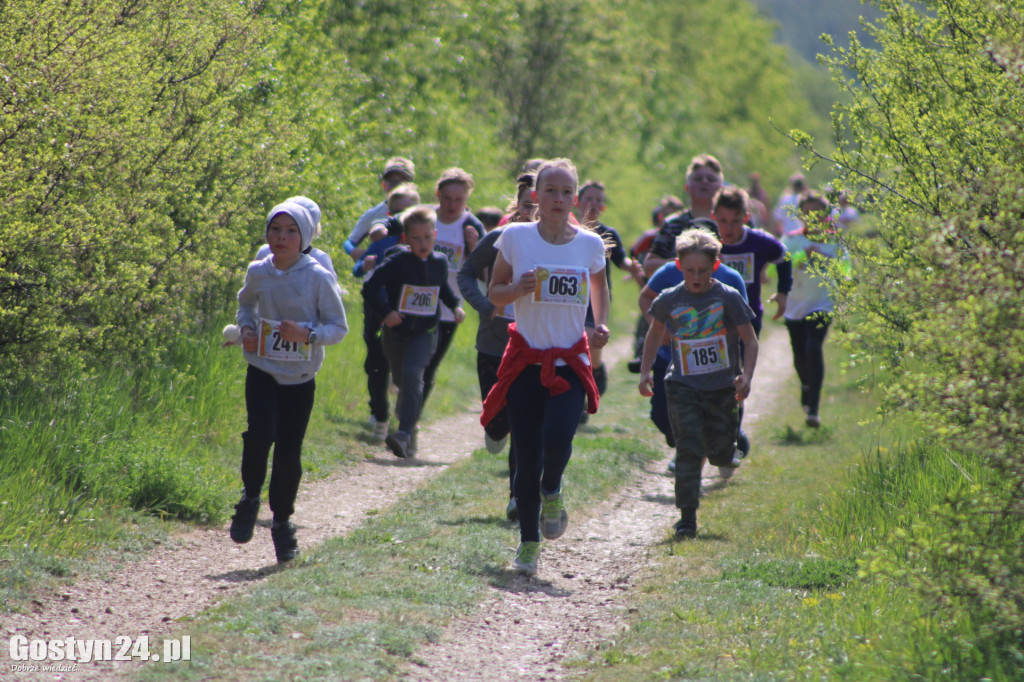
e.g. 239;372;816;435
671;302;729;376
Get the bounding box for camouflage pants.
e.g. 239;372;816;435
665;382;738;509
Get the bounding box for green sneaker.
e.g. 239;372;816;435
540;488;568;540
512;541;540;576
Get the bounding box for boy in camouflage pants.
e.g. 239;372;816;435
638;229;759;538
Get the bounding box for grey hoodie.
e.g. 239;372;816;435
237;253;348;385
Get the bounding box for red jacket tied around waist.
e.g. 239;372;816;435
480;323;599;427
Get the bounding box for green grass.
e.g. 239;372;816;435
135;328;662;680
0;296;483;612
574;320;1024;681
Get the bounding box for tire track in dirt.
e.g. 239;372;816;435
406;326;792;680
2;395;489;680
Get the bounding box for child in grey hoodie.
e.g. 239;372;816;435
230;201;348;563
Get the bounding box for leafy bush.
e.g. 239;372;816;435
793;0;1024;660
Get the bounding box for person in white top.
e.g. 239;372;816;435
420;167;486;407
782;190;841;429
343;156;415;260
485;158;609;577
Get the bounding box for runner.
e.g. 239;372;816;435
638;229;757;539
231;201;349;562
482;158;609;577
782;190;841;428
576;180;643;418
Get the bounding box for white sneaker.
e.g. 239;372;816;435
718;451;742;479
485;433;508;454
806;414;821;428
370;416;388;443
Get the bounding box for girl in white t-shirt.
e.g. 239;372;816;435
484;158;609;577
421;168;485;411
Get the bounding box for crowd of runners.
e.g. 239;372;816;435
223;154;851;576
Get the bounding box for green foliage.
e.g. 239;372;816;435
627;0;830;192
793;0;1024;663
722;557;857;589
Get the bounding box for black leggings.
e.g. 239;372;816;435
506;365;584;543
785;313;832;415
241;366;315;522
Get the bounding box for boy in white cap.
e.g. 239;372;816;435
230;202;348;563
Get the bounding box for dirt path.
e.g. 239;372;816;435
3;395;488;680
3;327;792;681
406;326;792;680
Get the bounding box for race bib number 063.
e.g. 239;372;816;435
677;335;729;376
533;265;588;306
258;318;311;362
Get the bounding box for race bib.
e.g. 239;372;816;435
258;318;311;362
398;284;440;316
721;252;756;284
434;240;464;270
676;335;729;376
533;265;588;306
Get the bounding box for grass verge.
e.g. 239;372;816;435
135;340;662;680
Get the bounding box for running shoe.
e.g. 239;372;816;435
512;541;540;577
540;488;569;540
806;414;821;428
506;497;519;523
229;493;260;544
271;519;299;563
385;430;412;459
737;431;751;458
719;451;742;479
673;508;698;539
485;432;508;454
370;416;388;443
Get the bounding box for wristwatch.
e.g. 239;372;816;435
307;329;318;345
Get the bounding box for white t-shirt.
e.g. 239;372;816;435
434;211;473;323
782;232;840;320
495;222;606;361
773;194;803;237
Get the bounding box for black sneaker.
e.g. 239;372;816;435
271;520;299;563
229;494;260;544
627;358;642;374
673;507;697;539
737;431;750;458
385;430;411;459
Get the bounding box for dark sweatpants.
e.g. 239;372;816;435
241;365;315;522
478;351;515;496
785;312;832;416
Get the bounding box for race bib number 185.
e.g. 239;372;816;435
677;335;729;376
